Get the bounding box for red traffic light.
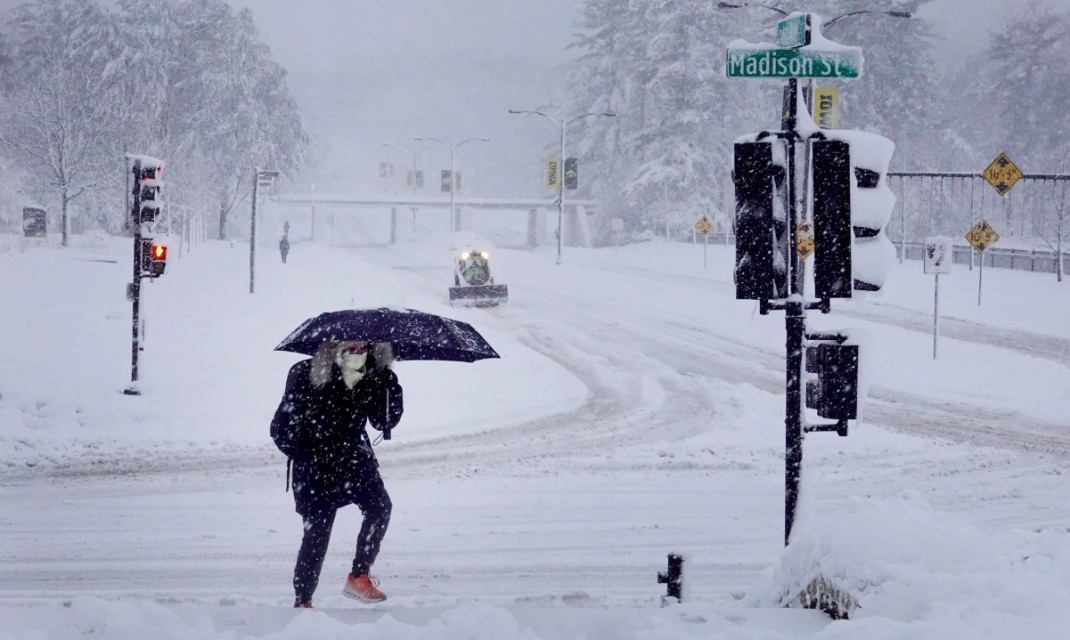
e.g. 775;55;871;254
150;244;167;261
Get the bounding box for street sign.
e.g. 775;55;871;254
544;157;560;190
694;215;714;235
923;236;953;274
777;13;810;48
795;220;815;259
610;218;624;233
965;220;1000;252
981;152;1023;196
726;47;862;79
813;87;840;129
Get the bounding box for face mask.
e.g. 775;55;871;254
339;351;367;371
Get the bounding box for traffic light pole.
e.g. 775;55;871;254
126;196;143;396
782;78;805;547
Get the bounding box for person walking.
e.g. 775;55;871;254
270;341;403;608
279;235;290;263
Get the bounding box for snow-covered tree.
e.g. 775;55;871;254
0;0;118;245
0;0;308;242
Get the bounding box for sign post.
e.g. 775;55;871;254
924;237;953;359
965;220;1000;306
695;215;715;267
611;217;624;255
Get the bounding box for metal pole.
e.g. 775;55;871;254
782;77;803;547
450;145;457;232
250;169;258;294
933;273;940;359
703;232;708;267
411;148;418;231
557;122;566;265
125;158;141;395
898;176;906;263
978;251;984;306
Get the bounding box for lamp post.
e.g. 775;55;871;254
508;109;616;265
415;136;491;232
386;141;419;229
250;167;279;294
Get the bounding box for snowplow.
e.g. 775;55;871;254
448;250;509;307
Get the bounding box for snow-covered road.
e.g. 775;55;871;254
2;229;1069;638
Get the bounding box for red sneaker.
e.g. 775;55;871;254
343;573;387;603
293;600;313;609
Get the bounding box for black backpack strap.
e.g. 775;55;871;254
285;457;292;493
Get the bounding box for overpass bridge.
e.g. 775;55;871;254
269;193;601;248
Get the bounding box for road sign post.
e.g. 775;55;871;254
695;215;714;267
966;220;1000;306
924;237;953;359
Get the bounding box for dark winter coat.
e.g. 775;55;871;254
270;356;403;516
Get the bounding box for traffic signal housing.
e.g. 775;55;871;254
733;139;788;301
804;342;858;421
131;159;164;225
564;158;578;190
139;239;167;278
811;130;897;295
810;138;853;299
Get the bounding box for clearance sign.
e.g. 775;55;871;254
813;87;840;129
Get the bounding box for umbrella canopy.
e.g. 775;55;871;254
275;307;500;363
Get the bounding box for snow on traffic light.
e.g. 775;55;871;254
810;130;897;296
131;157;165;225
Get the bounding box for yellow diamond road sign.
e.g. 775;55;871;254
965;220;1000;252
694;215;714;235
795;220;815;259
981;152;1023;196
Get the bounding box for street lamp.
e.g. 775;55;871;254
824;10;911;28
386;141;419;229
716;1;788;16
508;109;617;265
414;136;491;232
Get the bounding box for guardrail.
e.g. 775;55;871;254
695;234;1069;276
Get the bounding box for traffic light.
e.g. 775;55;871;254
733;140;788;300
811;138;853;299
810;131;897;295
564;158;578;190
139;239;167;278
454;170;463;191
131;159;164;225
804;342;858;420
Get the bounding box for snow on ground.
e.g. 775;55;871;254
1;216;1069;639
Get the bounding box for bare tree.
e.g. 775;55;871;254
1032;181;1070;282
0;62;114;246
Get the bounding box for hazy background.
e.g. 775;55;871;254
0;0;1011;197
231;0;1006;197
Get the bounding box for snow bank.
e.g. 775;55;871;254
751;490;1070;630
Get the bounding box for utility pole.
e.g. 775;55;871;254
508;109;616;264
414;136;490;233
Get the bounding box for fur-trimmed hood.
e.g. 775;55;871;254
309;342;395;389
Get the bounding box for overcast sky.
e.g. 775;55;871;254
0;0;1028;192
240;0;1007;75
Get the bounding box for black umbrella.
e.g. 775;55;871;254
275;307;500;362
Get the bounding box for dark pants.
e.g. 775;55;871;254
292;474;392;603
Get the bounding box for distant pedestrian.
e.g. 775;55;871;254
279;236;290;263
